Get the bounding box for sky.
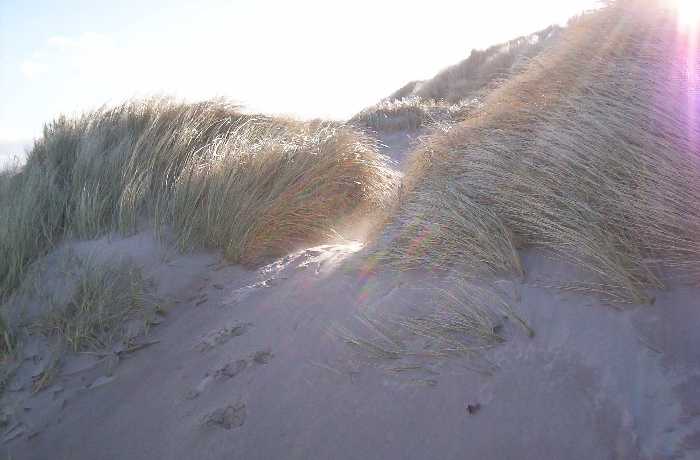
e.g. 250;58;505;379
0;0;599;161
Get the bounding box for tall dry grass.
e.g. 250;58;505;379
383;0;700;304
0;98;395;298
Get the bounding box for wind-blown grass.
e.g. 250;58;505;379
0;98;395;297
382;0;700;304
337;278;531;366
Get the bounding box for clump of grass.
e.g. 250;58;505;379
337;279;529;363
40;259;155;352
31;352;61;394
0;98;395;298
396;281;533;356
168;120;395;263
0;290;19;395
383;1;700;304
384;182;523;278
0;316;15;361
334;313;406;360
0;315;19;395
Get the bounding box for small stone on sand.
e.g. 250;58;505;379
467;403;481;415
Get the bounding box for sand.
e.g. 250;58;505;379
2;135;700;460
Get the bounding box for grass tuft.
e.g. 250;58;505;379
338;279;529;363
0;315;16;364
39;259;155;352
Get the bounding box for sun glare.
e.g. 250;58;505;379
673;0;700;31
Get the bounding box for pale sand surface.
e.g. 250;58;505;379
2;229;699;460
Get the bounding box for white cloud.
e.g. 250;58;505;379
46;35;74;50
47;32;115;53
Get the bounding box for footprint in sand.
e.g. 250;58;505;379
194;323;251;352
184;349;273;404
203;402;247;430
251;350;274;365
214;360;248;380
185;350;274;399
184;360;245;400
184;374;214;400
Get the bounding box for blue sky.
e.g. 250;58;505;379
0;0;599;160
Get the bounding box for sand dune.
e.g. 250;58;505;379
2;1;700;459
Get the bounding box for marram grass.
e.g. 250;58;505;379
381;1;700;304
0;98;396;298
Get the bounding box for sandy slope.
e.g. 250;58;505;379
3;137;700;460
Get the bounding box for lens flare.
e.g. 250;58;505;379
673;0;700;31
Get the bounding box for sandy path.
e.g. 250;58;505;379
378;131;422;166
4;134;700;460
